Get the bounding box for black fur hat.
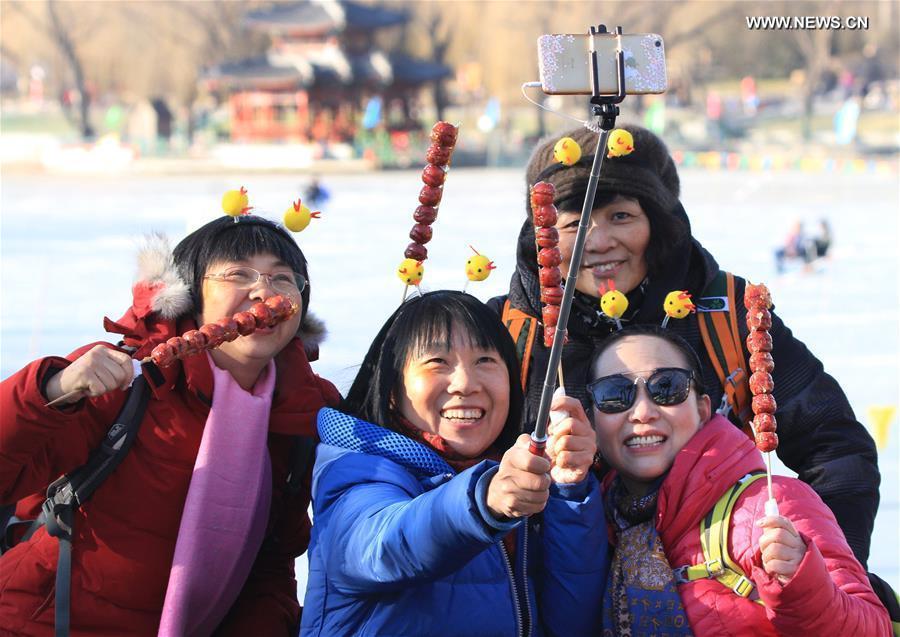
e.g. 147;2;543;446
525;124;680;217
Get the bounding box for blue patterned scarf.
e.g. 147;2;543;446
601;477;693;637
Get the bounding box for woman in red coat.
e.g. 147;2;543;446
0;216;340;636
590;325;889;636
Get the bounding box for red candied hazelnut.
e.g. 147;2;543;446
535;226;559;248
755;431;778;452
744;283;772;310
166;336;190;357
746;330;773;353
430;121;458;146
749;370;774;394
542;304;560;327
752;393;777;415
746;308;772;331
530;182;556;207
199;322;226;349
539;267;562;288
413;205;438;224
249;302;276;328
421;164;447;187
216;317;240;342
150;343;178;368
749;351;774;373
182;330;208;354
425;145;452;166
753;413;778;433
533;204;558;228
540;285;564;305
418;185;443;206
409;223;433;244
265;295;296;320
538;247;562;268
405;242;428;261
233;311;257;336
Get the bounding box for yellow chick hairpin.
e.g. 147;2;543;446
661;290;696;327
463;245;496;293
553;136;582;166
222;186;253;221
397;258;425;300
220;187;323;237
598;279;628;330
283;198;322;233
606;129;635;158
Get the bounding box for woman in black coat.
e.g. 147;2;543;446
489;124;880;572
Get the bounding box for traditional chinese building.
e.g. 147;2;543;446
201;0;451;144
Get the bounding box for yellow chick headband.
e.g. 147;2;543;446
598;279;628;330
661;290;696;327
221;187;322;235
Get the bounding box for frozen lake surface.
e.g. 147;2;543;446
2;167;897;591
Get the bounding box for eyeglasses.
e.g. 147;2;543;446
204;266;307;295
588;367;694;414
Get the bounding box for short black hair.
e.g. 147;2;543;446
590;324;706;395
171;215;310;319
343;290;523;451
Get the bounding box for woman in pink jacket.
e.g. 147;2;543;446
590;324;889;636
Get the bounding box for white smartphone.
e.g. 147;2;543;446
537;33;667;95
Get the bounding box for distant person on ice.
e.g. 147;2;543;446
773;219;810;273
304;176;330;209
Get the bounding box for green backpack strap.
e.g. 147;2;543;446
696;271;754;431
674;472;766;603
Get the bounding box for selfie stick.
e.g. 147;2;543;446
530;25;627;455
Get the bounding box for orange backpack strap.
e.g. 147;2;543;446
501;299;539;393
696;271;754;433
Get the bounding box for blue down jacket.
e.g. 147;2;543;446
300;408;608;637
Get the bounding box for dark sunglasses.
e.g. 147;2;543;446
588;367;695;414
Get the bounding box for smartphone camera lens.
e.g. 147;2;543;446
654;40;661;47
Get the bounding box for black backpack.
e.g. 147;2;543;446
1;372;316;637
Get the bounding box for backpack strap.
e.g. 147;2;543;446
501;299;539;393
285;435;317;495
41;373;152;637
696;271;753;431
674;472;766;603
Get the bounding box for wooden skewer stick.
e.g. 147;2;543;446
44;388;87;408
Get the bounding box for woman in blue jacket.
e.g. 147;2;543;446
301;290;607;636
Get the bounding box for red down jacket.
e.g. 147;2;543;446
651;415;890;636
0;319;339;637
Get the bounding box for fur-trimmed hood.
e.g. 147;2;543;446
103;234;327;359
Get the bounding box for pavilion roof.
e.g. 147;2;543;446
389;53;453;84
201;56;310;91
244;0;407;36
203;49;449;92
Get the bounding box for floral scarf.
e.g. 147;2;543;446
601;477;694;637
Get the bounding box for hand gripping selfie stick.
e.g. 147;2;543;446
530;25;627;455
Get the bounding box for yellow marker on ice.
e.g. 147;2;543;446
866;405;896;450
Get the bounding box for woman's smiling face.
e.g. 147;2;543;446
555;195;651;297
592;335;710;495
199;252;303;370
397;329;510;459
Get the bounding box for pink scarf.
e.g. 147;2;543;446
158;355;276;637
